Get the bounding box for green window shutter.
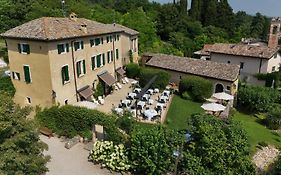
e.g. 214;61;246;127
102;54;105;65
92;57;96;70
111;51;113;62
106;36;110;43
110;35;112;42
18;44;22;53
12;72;15;79
116;49;119;60
97;55;101;68
107;51;110;63
74;42;79;51
23;65;31;83
61;67;65;84
66;43;69;52
101;38;104;44
62;66;69;83
95;38;100;46
57;44;64;54
90;40;94;47
81;41;84;49
26;44;30;54
83;60;86;74
76;62;81;77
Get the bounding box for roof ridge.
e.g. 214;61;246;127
42;17;49;40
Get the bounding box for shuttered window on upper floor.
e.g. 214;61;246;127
18;43;30;54
57;43;69;54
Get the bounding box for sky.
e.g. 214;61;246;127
151;0;281;17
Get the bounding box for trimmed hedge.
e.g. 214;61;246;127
125;63;140;79
139;67;170;90
237;85;279;112
179;75;213;102
36;105;124;143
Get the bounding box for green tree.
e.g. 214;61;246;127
179;114;255;174
129;126;183;175
179;0;188;15
189;0;201;20
215;0;234;34
251;13;266;38
0;93;49;175
201;0;217;26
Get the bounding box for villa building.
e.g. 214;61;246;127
142;53;240;95
1;13;139;107
195;17;281;84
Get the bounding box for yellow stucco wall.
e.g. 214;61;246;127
6;32;138;107
6;39;53;107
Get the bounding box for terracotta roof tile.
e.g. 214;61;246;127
144;53;240;82
206;43;279;59
1;17;138;41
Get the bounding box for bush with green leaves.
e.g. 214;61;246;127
125;63;140;78
93;82;104;98
270;154;281;175
265;107;281;130
115;111;135;134
0;75;15;96
179;114;255;175
36;105;124;143
179;75;213;102
89;141;131;172
238;85;279;112
129;126;183;175
139;67;170;90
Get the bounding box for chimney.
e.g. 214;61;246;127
268;17;281;48
80;24;87;34
69;12;78;21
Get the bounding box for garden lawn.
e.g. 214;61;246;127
233;112;281;151
165;95;203;130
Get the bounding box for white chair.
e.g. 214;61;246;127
117;82;122;89
124;77;129;83
113;84;118;91
98;96;104;105
121;79;126;84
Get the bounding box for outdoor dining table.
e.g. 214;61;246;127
154;88;160;93
121;99;131;107
128;92;137;99
142;94;150;101
159;95;168;103
144;109;158;120
131;80;139;85
146;89;154;95
163;90;171;97
148;99;154;105
137;101;146;109
114;108;124;115
134;88;141;94
156;103;165;110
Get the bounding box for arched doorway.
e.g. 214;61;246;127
215;84;224;93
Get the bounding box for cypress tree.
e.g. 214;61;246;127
179;0;188;14
216;0;234;33
201;0;217;26
189;0;201;20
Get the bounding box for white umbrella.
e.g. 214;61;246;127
201;103;226;112
212;92;234;101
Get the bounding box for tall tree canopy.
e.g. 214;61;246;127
0;93;49;175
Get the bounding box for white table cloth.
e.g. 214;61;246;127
159;96;168;103
137;101;146;109
121;99;131;107
134;88;141;94
156;103;165;110
144;109;158;120
163;90;171;97
128;92;137;99
148;99;154;105
142;94;150;101
147;89;154;95
114;108;124;114
154;88;160;93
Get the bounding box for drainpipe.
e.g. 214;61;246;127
113;34;116;79
71;40;79;102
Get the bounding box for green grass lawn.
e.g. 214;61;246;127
233;112;281;151
165;95;204;130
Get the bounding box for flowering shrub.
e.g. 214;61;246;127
89;141;131;172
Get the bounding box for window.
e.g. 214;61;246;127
96;55;102;68
272;66;276;72
90;38;103;47
107;51;111;63
18;43;30;54
240;62;244;69
61;65;70;84
117;34;120;41
64;100;68;105
111;50;113;62
76;60;86;77
116;49;119;60
57;43;69;54
91;56;96;70
227;61;231;64
110;35;113;42
12;72;20;80
226;86;231;91
106;36;110;43
23;65;31;84
26;97;31;104
102;53;106;65
74;41;84;51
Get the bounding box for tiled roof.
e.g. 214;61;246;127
194;44;213;56
206;43;279;59
107;24;139;36
144;53;240;82
1;17;138;41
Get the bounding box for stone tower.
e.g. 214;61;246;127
268;17;281;48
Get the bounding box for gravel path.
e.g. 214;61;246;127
253;145;280;171
40;135;118;175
